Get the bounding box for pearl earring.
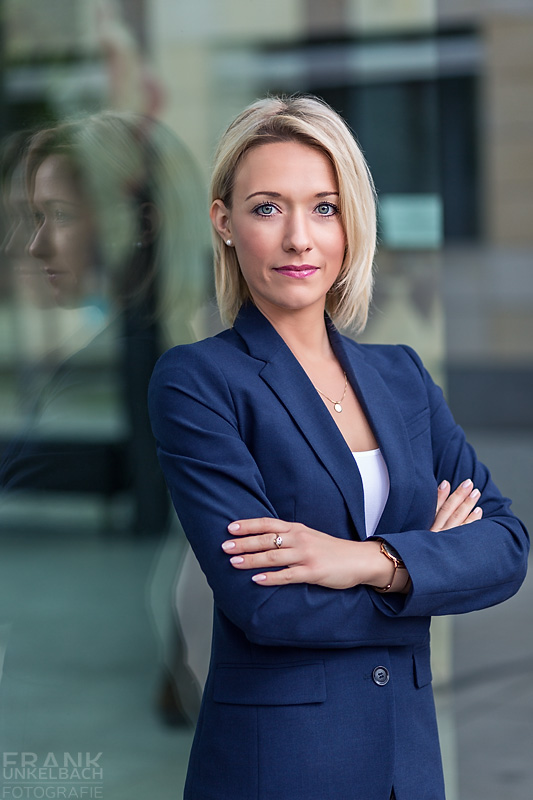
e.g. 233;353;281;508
225;239;233;247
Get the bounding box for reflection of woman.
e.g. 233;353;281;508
25;112;204;322
149;96;528;799
1;112;205;536
1;130;55;310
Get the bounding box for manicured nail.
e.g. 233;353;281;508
461;479;473;489
473;507;482;515
228;523;240;532
439;480;448;490
252;574;267;582
470;488;480;499
230;556;244;564
221;541;236;551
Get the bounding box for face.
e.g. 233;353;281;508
2;163;55;308
211;141;346;322
29;155;98;307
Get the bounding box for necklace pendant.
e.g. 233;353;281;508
334;402;343;413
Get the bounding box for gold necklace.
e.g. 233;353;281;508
316;371;348;413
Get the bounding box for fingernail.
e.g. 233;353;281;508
473;507;482;515
230;556;244;564
221;541;236;551
461;479;473;489
228;523;240;532
252;574;267;582
470;488;480;499
439;480;448;490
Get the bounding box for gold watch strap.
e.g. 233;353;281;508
374;540;406;593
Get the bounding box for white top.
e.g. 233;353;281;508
352;448;390;538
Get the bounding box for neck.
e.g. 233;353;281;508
253;301;333;362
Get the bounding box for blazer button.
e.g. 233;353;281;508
372;666;390;686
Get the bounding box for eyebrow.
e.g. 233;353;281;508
32;199;84;208
244;190;339;201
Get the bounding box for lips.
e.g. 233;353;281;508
273;265;319;279
42;267;66;282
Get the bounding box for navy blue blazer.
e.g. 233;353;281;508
149;302;528;800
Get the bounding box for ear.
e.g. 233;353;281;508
138;202;160;246
210;199;232;242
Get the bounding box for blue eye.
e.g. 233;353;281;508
54;208;74;223
253;203;278;216
315;202;338;216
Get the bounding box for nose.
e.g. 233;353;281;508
28;221;50;260
282;209;312;254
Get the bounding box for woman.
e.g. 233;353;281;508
148;95;528;800
25;112;204;321
1;112;205;537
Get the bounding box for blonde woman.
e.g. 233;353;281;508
149;95;528;800
5;112;204;534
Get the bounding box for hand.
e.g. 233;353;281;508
431;479;483;532
222;518;392;590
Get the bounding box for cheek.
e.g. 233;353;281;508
64;229;96;271
328;223;346;253
328;230;347;269
235;225;272;264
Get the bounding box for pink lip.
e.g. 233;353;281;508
273;265;319;279
42;268;66;282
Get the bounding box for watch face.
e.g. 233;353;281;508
382;541;398;559
381;541;404;565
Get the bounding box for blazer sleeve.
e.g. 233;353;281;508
372;345;529;619
148;344;429;649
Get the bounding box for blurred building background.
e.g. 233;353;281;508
0;1;531;799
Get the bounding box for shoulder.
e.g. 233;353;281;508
341;335;426;379
148;327;259;416
151;328;245;381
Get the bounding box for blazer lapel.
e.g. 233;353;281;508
327;321;416;537
233;304;416;539
261;353;368;540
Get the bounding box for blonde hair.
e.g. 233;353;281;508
26;112;206;329
210;95;376;331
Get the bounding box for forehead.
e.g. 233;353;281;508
32;154;82;201
233;141;337;196
5;162;26;204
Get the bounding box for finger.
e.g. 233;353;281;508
251;565;310;586
223;532;291;556
227;517;290;536
229;549;296;571
433;486;481;531
432;479;474;530
446;488;480;527
462;506;483;525
435;480;450;514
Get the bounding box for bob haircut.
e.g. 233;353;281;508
210;94;377;332
25;112;206;327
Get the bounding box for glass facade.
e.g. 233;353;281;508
0;2;531;798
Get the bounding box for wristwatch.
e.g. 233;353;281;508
374;539;406;593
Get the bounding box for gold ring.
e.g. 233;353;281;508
274;535;283;549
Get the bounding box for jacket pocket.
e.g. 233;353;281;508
413;645;433;688
404;407;430;441
213;661;326;705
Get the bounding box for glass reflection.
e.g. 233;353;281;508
0;112;206;535
0;112;207;793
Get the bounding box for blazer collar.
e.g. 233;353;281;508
233;303;415;538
